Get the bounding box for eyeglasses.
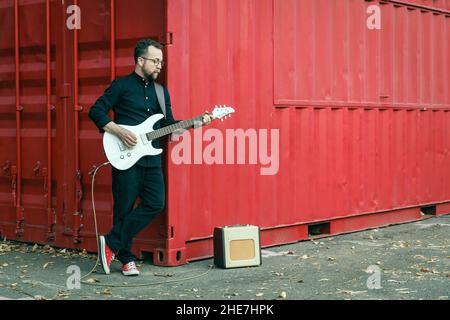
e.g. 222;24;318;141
140;56;165;67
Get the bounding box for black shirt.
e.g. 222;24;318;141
88;72;178;167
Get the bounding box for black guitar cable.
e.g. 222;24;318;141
82;161;213;288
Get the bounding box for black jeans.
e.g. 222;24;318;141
105;165;165;264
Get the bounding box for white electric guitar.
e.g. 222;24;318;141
103;105;235;170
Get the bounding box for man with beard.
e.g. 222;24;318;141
88;39;211;276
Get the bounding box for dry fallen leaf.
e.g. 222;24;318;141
103;288;112;295
154;273;173;278
387;279;406;284
336;289;367;296
85;278;100;283
0;244;13;253
43;262;51;269
31;244;38;252
278;292;287;299
256;293;264;297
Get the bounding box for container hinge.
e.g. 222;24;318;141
159;32;173;45
160;224;174;239
33;161;49;195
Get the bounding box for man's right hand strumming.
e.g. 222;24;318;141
103;122;138;148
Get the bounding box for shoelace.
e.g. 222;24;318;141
124;262;137;270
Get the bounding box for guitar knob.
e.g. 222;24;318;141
127;152;131;157
120;155;125;159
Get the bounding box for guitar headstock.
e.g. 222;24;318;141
210;105;235;121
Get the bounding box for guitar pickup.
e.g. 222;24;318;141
140;134;150;145
117;141;127;151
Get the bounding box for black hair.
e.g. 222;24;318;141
134;39;163;64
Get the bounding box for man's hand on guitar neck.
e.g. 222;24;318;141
103;122;138;148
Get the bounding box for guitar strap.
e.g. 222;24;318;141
154;82;166;118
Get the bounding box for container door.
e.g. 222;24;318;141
65;0;168;250
0;0;57;243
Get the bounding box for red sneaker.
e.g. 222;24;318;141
122;261;140;276
98;236;114;274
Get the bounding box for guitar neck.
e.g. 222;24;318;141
145;115;204;141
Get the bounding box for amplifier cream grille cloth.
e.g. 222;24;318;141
213;225;261;268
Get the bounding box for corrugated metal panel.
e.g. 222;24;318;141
166;0;450;263
0;0;449;266
0;0;56;242
274;0;449;108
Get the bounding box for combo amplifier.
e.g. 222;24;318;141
213;225;261;269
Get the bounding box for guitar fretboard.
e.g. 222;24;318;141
145;115;204;141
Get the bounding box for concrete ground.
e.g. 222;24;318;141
0;215;449;300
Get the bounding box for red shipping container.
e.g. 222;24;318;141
0;0;449;266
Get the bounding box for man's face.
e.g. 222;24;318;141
138;46;163;80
